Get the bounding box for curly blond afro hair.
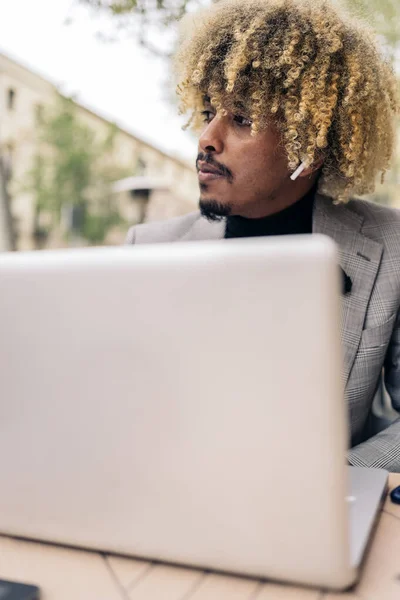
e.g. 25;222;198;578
174;0;399;201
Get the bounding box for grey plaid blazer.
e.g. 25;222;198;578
126;194;400;472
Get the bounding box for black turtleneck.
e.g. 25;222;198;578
224;189;314;239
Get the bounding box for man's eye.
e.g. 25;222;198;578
233;115;252;127
201;110;214;123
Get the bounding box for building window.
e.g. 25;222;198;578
135;156;147;176
35;104;44;124
7;88;16;111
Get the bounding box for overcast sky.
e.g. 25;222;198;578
0;0;198;163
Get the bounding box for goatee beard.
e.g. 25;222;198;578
199;199;233;222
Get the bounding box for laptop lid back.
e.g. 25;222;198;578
0;236;354;588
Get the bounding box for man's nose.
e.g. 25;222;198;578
199;116;225;154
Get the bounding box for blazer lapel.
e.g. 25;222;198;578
313;194;383;386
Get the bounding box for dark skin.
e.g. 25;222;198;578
197;99;323;219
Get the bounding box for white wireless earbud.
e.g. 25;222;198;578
290;161;307;181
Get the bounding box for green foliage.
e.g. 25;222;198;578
78;0;400;57
341;0;400;58
82;210;125;244
26;94;129;246
339;1;400;205
80;0;195;20
78;0;204;54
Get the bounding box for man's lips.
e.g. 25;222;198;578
197;161;225;182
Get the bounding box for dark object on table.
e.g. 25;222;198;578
0;580;40;600
390;485;400;505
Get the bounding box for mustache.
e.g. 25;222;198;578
196;153;233;182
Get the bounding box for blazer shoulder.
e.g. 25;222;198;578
347;197;400;226
346;198;400;257
125;211;201;245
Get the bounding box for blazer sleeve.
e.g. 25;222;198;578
348;307;400;472
125;226;136;245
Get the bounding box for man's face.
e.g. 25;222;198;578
196;98;293;220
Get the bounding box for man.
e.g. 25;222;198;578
126;0;400;470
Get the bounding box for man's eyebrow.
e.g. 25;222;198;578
202;98;215;110
202;95;249;114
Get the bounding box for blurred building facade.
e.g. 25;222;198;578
0;52;198;250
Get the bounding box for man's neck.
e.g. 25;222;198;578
234;173;320;219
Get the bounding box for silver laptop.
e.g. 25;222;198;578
0;235;387;590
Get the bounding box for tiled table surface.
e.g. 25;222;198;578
0;475;399;600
